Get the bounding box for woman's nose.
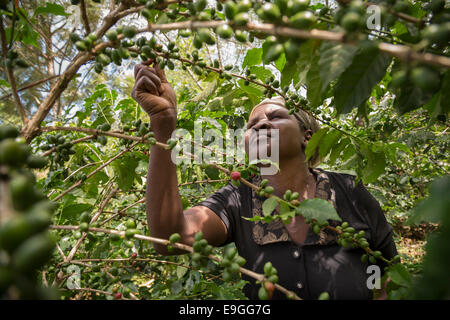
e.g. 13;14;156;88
253;119;273;130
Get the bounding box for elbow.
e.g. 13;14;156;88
153;243;170;255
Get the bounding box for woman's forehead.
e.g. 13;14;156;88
249;103;285;118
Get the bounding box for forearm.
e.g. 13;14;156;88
145;113;185;249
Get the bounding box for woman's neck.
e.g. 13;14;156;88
262;155;315;199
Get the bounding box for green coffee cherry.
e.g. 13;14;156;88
288;0;310;15
194;231;203;242
258;286;269;300
290;10;316;29
169;233;181;243
341;12;362;32
224;1;237;20
79;222;89;232
410;66;440;92
258;3;281;22
123;26;137;39
318;292;330;300
263;43;284;64
263;262;273;275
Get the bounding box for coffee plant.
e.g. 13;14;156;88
0;0;448;300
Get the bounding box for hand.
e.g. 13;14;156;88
131;60;177;118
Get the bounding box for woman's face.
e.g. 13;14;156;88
244;103;312;162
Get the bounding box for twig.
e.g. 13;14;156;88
0;17;29;124
80;0;91;35
51;142;138;202
140;20;450;68
40;135;95;157
185;65;204;90
215;34;223;69
50;225;302;300
0;75;60;101
64;186;119;262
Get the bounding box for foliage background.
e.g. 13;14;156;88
0;0;448;299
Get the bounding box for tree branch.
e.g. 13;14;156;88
64;186;119;262
140;20;450;68
0;75;59;101
20;2;133;142
80;0;91;35
0;16;29;124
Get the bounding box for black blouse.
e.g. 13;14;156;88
195;168;398;300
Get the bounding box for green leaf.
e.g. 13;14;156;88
334;47;391;114
439;71;450;113
262;197;279;217
280;61;299;89
385;142;411;163
306;55;323;108
393;83;434;115
35;3;69;16
295;40;316;85
0;79;10;88
205;166;220;180
60;203;93;224
238;79;263;98
319;129;342;158
406;176;450;225
297;198;341;224
328;137;350;166
305;127;328;161
318;41;358;92
112;155;139;191
274;52;286;72
361;146;386;184
280;201;291;215
387;263;412;287
242;48;262;69
249;66;273;82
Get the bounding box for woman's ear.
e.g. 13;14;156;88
304;129;313;141
302;129;313;148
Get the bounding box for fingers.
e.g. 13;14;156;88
136;67;161;88
134;76;158;95
134;60;168;83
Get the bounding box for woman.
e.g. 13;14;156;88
131;61;397;300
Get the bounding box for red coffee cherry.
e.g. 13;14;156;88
264;281;275;299
230;171;241;180
114;292;122;299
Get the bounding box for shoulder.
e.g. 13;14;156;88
313;168;358;192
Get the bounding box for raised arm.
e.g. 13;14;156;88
131;61;227;254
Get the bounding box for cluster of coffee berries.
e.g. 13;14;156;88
258;262;278;300
390;65;442;93
220;247;246;282
257;179;275;197
336;221;364;249
1;126;47;171
166;138;178;150
95;122;111;146
40;133;75;166
0;125;57;299
190;232;214;269
123;218;140;248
